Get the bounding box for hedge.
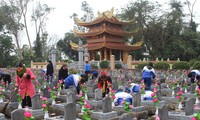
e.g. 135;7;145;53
154;62;170;69
172;61;190;69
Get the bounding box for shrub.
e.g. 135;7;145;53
91;63;98;69
189;58;200;67
172;61;190;70
115;63;122;69
136;62;148;69
154;62;170;69
193;61;200;69
100;60;109;68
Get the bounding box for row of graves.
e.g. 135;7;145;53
0;69;199;120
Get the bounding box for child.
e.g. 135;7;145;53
114;86;132;106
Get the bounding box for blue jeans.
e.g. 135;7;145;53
143;78;151;90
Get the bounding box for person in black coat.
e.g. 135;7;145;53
46;60;54;83
0;72;11;87
58;64;68;89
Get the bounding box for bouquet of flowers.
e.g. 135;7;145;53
35;80;41;92
140;80;145;95
81;83;88;94
17;93;22;102
192;105;200;120
24;109;34;120
195;88;200;98
41;97;48;111
82;100;92;120
171;80;176;90
78;91;85;105
109;90;116;102
57;80;63;91
121;100;133;112
176;91;183;102
48;89;57;102
0;87;4;99
151;92;160;108
155;82;159;90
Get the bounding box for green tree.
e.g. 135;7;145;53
33;33;43;62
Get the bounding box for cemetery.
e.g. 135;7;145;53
0;0;200;120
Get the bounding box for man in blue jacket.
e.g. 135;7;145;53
142;62;156;90
64;74;86;94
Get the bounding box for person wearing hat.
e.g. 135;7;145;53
14;62;36;108
97;71;112;98
64;74;86;94
142;62;156;90
114;86;132;106
58;64;68;89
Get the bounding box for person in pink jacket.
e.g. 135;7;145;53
15;62;36;108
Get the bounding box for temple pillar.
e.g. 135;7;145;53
127;55;132;69
88;51;91;61
110;49;112;56
104;48;107;60
123;50;129;64
110;55;115;69
99;49;102;61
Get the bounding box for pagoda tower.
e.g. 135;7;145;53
71;9;143;64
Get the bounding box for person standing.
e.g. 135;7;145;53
84;61;91;74
142;62;156;90
14;62;36;108
46;60;54;84
58;64;68;89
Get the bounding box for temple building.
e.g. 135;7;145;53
71;8;143;64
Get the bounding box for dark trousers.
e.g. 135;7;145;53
143;78;152;90
22;96;32;108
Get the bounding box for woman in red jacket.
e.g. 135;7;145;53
15;62;36;108
97;71;112;98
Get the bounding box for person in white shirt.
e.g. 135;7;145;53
142;90;154;101
114;86;132;106
188;69;200;83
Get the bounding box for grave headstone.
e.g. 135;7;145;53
185;97;195;115
132;93;141;107
158;104;168;120
95;89;102;100
174;87;180;96
11;109;25;120
156;89;162;101
64;102;76;120
93;83;98;91
112;81;118;91
102;96;112;113
119;113;132;120
10;91;18;102
190;84;195;94
32;94;42;110
69;86;77;94
66;92;75;103
42;87;51;98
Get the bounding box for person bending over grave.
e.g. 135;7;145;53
142;62;156;90
0;72;11;87
114;86;132;106
188;69;200;84
142;90;154;101
14;62;36;108
58;64;68;89
97;71;112;98
64;74;86;94
125;83;140;93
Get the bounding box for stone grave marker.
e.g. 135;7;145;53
69;86;77;94
94;89;102;100
66;92;75;103
132;93;141;107
93;83;98;92
112;80;118;91
156;89;162;101
190;84;195;94
119;113;132;120
10;91;18;102
174;87;180;96
11;109;25;120
158;104;168;120
102;96;112;113
32;94;42;110
185;97;195;115
64;102;76;120
42;87;51;98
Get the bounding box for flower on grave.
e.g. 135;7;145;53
41;97;48;111
155;82;159;89
128;80;132;88
57;80;63;91
140;80;145;95
0;81;5;89
109;90;116;102
194;79;199;86
195;88;200;98
107;81;112;89
35;80;41;90
176;90;183;102
24;110;34;120
79;92;85;105
171;80;176;90
81;83;88;93
82;100;92;120
48;88;57;100
17;93;22;102
121;100;133;112
155;115;160;120
183;80;188;89
192;105;200;120
0;87;4;98
151;92;160;108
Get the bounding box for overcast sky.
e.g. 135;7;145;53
20;0;200;46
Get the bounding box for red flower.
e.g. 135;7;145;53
176;96;180;99
42;104;47;108
24;111;32;118
151;93;155;97
112;96;116;99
